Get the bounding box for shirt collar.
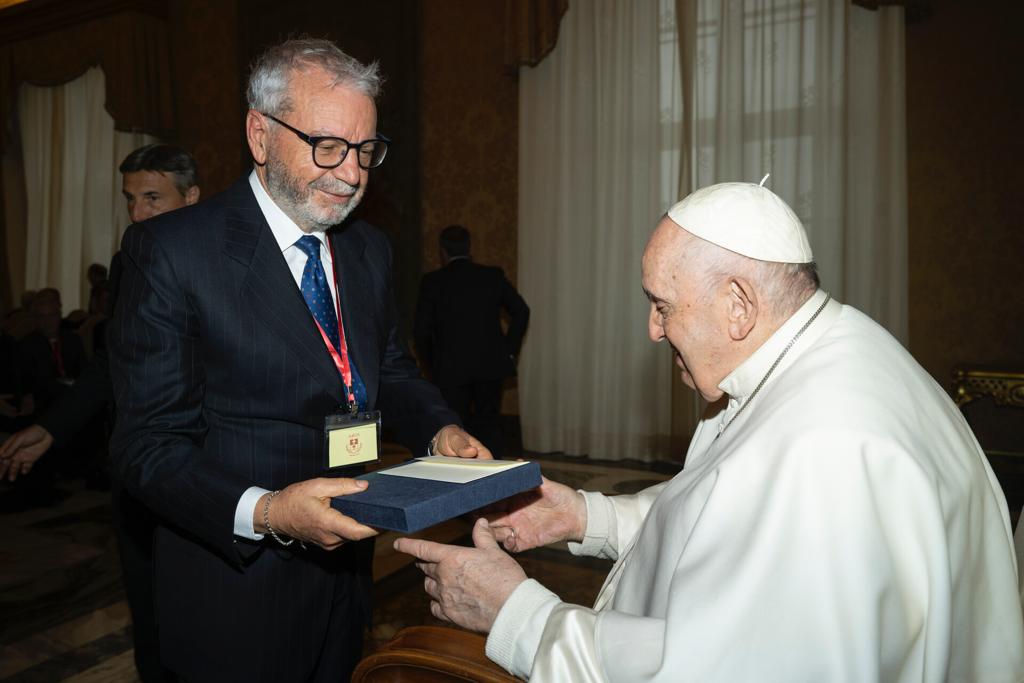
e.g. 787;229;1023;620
718;289;839;400
248;169;329;254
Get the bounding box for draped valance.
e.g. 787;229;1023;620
504;0;569;69
0;0;175;152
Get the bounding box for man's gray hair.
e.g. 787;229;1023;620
689;237;820;320
246;38;382;116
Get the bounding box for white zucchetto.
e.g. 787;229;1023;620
667;181;814;263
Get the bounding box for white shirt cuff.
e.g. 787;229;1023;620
234;486;271;540
568;490;613;557
486;578;561;678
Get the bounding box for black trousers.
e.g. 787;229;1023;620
112;485;176;683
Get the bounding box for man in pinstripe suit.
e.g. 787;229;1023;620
108;39;488;682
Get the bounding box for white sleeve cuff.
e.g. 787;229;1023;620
568;490;615;558
486;578;562;679
234;486;271;540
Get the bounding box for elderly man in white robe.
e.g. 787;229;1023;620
395;181;1024;682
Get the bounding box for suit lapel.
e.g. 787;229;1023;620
223;181;346;405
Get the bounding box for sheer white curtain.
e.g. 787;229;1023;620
15;67;153;309
687;0;908;340
518;0;684;461
518;0;907;462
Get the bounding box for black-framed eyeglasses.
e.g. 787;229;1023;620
262;113;390;170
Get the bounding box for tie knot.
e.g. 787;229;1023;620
295;235;322;260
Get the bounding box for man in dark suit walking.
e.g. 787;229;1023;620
108;39;488;683
415;225;530;456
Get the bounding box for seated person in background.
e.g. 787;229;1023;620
414;225;530;456
1;304;34;431
19;288;85;414
64;309;89;326
81;263;113;359
78;279;112;360
0;330;32;434
86;263;108;299
3;288;86;506
3;289;38;341
396;181;1024;682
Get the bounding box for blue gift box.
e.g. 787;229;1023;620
331;459;542;533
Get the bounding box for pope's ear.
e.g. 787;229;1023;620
727;278;757;341
246;110;269;165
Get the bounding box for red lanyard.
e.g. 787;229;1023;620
51;338;66;378
311;240;356;408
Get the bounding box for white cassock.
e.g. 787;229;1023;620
486;290;1024;682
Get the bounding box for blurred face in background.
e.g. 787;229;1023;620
121;170;199;223
31;292;62;339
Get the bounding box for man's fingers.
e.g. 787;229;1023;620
0;427;52;461
471;517;500;551
6;461;29;482
435;425;494;460
305;476;369;499
394;537;452;564
471;440;494;460
444;430;476;457
416;561;439;580
457;432;494;460
491;525;518;552
271;484;378;547
318;509;378;543
0;435;22;459
430;601;448;622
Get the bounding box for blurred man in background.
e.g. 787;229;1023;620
415;225;530;456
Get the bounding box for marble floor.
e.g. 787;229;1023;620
0;450;678;682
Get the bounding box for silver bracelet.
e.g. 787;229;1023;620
263;490;293;546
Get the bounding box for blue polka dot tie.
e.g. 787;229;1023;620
295;235;367;409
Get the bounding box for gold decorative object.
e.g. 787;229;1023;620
952;368;1024;409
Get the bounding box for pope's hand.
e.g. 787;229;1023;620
255;477;379;550
0;425;55;482
394;517;526;633
432;424;493;460
486;476;588;553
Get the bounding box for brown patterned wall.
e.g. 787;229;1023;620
419;2;521;414
419;1;519;285
167;0;244;196
906;0;1024;386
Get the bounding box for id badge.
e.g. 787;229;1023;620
325;409;381;469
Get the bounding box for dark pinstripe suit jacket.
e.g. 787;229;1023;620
108;177;458;682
